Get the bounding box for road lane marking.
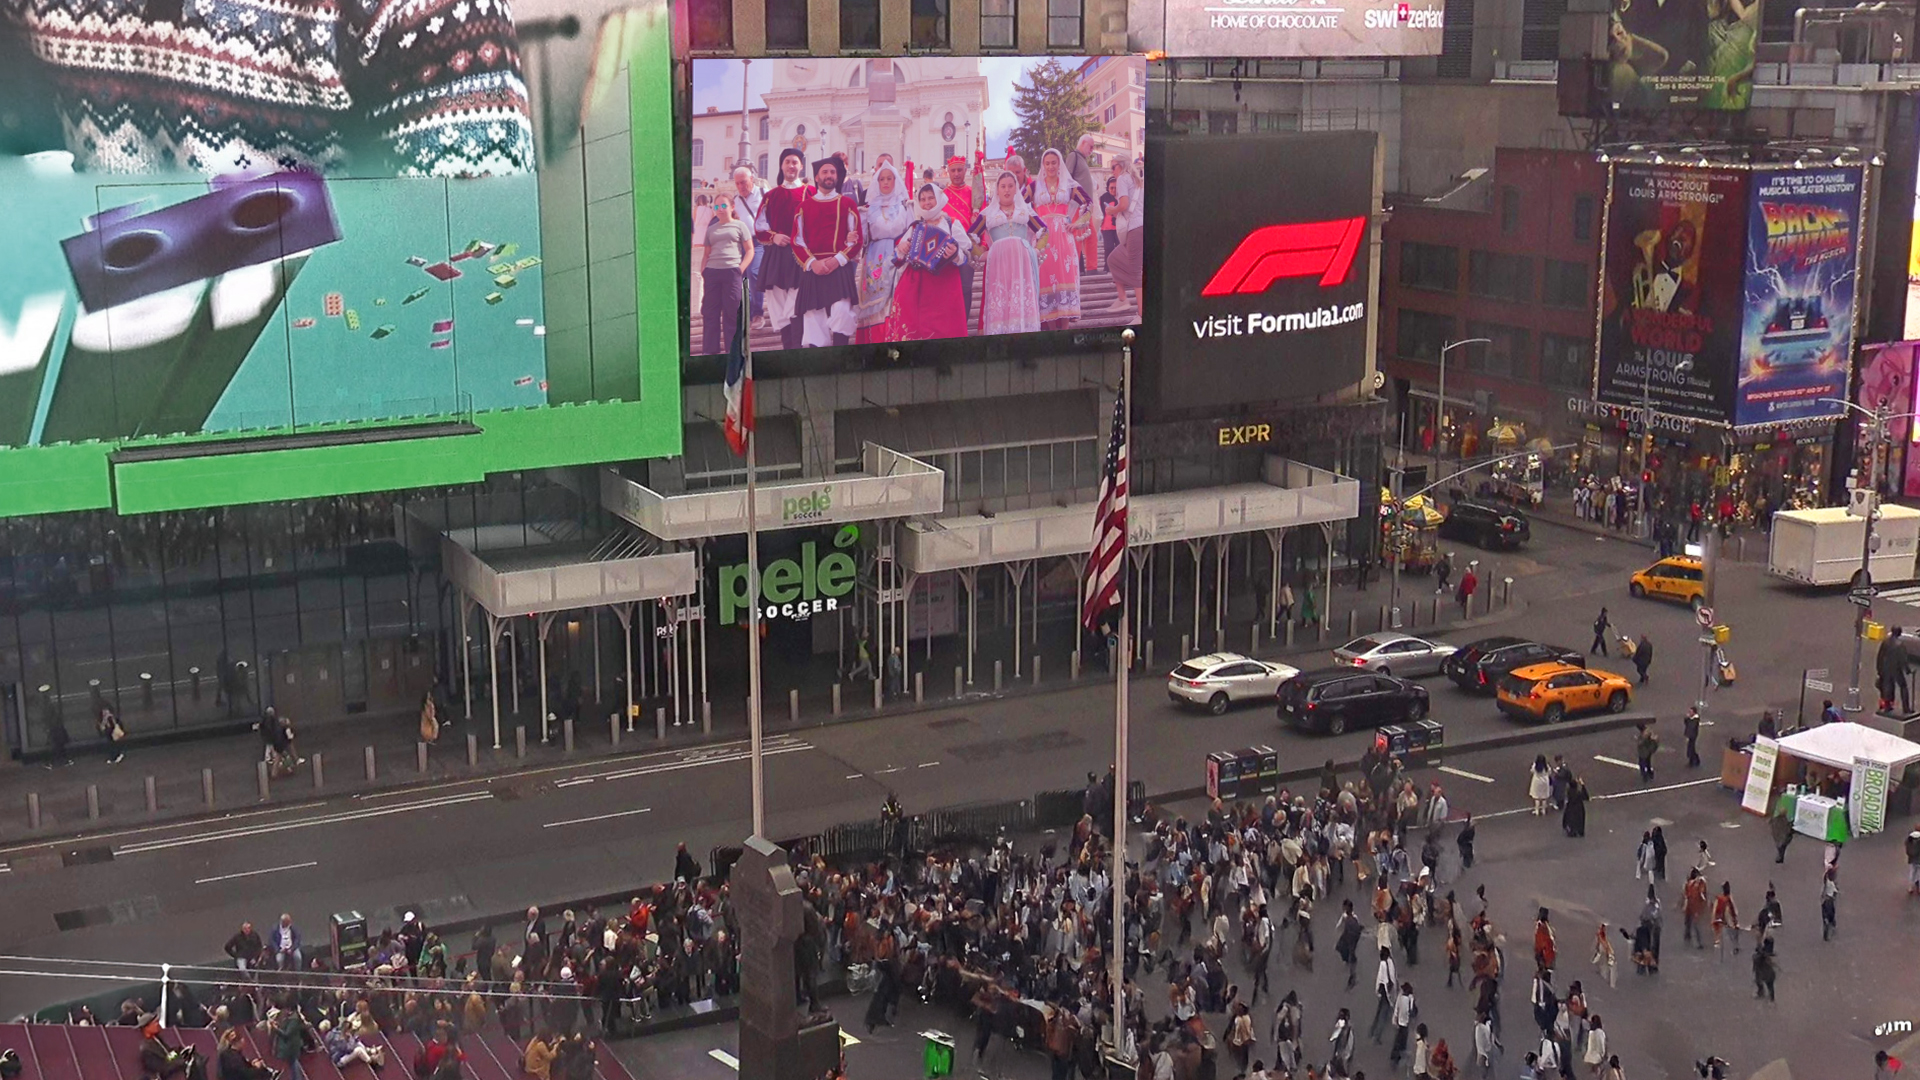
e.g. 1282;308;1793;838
708;1049;740;1070
876;766;904;775
1593;754;1639;771
194;860;318;885
1438;765;1495;783
554;742;812;787
1595;778;1718;800
543;807;652;829
845;773;865;780
115;792;494;856
917;761;940;769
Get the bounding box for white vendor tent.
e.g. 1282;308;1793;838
1775;722;1920;771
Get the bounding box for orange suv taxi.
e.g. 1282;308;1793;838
1495;661;1633;723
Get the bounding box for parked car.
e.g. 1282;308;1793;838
1439;499;1531;550
1168;652;1302;714
1496;661;1633;722
1629;555;1707;609
1277;667;1430;736
1331;632;1457;678
1442;636;1585;694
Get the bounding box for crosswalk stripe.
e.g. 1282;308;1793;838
1593;754;1640;770
1438;765;1496;783
709;1049;740;1070
1880;585;1920;605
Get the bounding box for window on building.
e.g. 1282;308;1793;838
1573;195;1595;241
1539;333;1593;391
689;0;732;49
1396;309;1455;364
1542;259;1590;308
911;0;950;49
1464;322;1529;379
1208;111;1237;134
1466;250;1532;303
1499;186;1520;232
1398;242;1459;292
1249;111;1299;131
1103;104;1117;124
1437;0;1473;78
757;152;768;178
1048;0;1082;47
1520;0;1566;60
691;138;705;167
1169;109;1202;133
759;115;771;140
842;0;881;49
766;0;808;48
942;143;955;160
981;0;1015;47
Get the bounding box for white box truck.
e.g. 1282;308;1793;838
1767;505;1920;586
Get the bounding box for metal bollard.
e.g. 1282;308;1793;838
1315;620;1325;642
702;701;712;734
1071;652;1080;680
1032;656;1041;687
1180;634;1190;658
994;660;1003;691
87;784;100;820
832;683;842;717
256;761;270;801
1145;640;1155;669
1503;576;1514;605
145;775;157;814
955;666;965;698
27;793;41;830
563;718;575;753
468;732;480;765
516;726;527;759
790;689;800;722
656;707;666;740
189;666;202;701
364;746;377;781
873;679;882;711
914;672;924;703
416;741;428;774
204;768;216;807
1347;610;1357;638
1378;606;1388;631
140;672;154;710
610;714;621;748
312;753;324;790
1432;596;1442;624
1285;620;1296;647
1252;624;1261;652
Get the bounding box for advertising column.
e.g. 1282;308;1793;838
1596;164;1749;424
1734;167;1863;427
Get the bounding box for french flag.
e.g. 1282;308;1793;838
723;306;754;455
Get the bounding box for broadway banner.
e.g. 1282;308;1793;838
1597;164;1749;425
1734;167;1864;427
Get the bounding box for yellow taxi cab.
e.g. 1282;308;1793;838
1495;661;1633;723
1628;555;1706;609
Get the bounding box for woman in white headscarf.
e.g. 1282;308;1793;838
1031;148;1091;329
968;170;1043;337
855;161;914;343
885;181;972;340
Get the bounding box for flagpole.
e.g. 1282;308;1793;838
743;285;766;839
1109;328;1134;1062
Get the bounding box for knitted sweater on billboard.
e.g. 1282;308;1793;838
0;0;535;176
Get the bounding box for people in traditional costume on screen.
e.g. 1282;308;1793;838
1105;156;1145;315
1099;177;1120;274
1031;148;1091;330
886;183;972;341
943;155;986;325
969;171;1043;337
855;161;914;344
790;153;865;347
754;148;810;349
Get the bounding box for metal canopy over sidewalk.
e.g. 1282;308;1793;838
600;443;945;541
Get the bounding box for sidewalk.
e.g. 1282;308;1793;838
0;553;1535;843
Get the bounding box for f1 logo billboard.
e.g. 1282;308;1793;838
1144;131;1378;416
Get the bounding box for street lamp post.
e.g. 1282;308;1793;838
1436;338;1492;470
1816;396;1920;712
1638;357;1693;538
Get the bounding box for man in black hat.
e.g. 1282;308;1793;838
753;147;810;350
789;153;864;348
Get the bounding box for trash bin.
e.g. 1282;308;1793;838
1414;718;1445;752
1239;745;1279;795
1206;750;1241;800
922;1029;956;1078
1377;724;1409;756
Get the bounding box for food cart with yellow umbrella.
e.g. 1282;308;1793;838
1381;489;1445;574
1481;422;1544;506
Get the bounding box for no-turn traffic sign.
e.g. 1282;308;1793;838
1696;606;1714;628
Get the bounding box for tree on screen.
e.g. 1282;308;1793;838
1007;60;1095;171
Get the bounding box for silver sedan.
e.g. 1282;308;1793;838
1330;632;1457;678
1167;652;1302;714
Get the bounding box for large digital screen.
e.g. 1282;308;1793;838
1733;167;1861;427
1142;131;1376;416
1128;0;1445;57
686;57;1146;358
1596;164;1748;424
1607;0;1761;111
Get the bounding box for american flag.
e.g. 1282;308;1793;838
1080;383;1128;632
723;291;754;455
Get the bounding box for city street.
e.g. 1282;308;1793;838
0;514;1913;1080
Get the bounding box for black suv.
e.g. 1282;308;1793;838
1439;500;1531;550
1442;636;1584;694
1277;667;1430;736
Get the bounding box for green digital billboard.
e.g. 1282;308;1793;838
0;0;681;517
